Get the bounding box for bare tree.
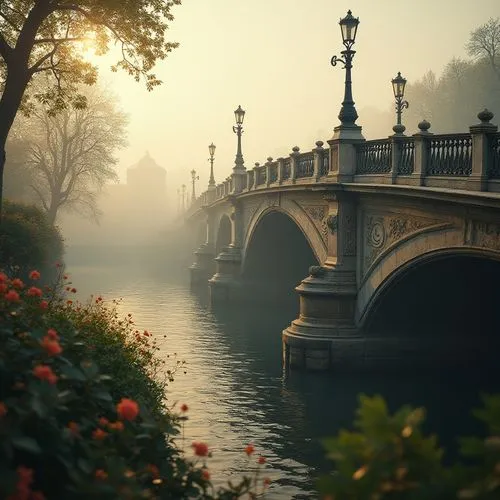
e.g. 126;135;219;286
21;84;127;225
467;17;500;79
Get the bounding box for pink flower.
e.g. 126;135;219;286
27;286;42;297
47;328;59;340
29;270;41;280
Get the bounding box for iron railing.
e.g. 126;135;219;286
356;140;392;174
427;134;472;176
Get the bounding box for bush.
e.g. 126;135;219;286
318;394;500;499
0;201;64;279
0;270;268;499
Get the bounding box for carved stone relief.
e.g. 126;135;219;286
304;205;329;242
343;214;357;256
471;221;500;252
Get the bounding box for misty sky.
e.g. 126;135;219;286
88;0;499;196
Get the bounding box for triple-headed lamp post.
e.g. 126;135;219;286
391;71;409;135
331;10;360;127
208;142;216;189
232;105;245;172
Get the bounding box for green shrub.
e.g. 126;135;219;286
0;201;64;279
318;394;500;499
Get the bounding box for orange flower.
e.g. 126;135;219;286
11;278;24;289
66;300;72;305
245;443;255;456
92;428;108;440
40;336;62;356
116;398;140;421
109;421;124;431
95;469;108;480
98;417;109;427
39;300;48;310
258;456;266;465
0;402;7;417
29;270;41;280
67;422;79;436
4;290;20;302
191;441;209;457
33;365;58;384
27;286;43;297
47;328;59;340
181;403;188;412
202;469;210;481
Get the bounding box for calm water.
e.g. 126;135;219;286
66;247;500;499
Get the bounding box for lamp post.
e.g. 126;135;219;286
331;10;360;127
190;169;199;202
391;71;409;135
208;143;216;189
232;105;245;172
181;184;186;212
177;188;180;214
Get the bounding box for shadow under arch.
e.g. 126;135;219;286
241;209;319;305
215;214;231;256
362;248;500;366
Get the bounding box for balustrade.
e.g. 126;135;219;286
397;138;415;175
320;151;329;176
255;165;267;186
296;152;314;178
427;134;472;176
282;158;291;181
356;140;392;174
269;162;278;184
489;133;500;179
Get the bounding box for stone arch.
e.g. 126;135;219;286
242;198;327;266
215;213;232;255
356;226;500;326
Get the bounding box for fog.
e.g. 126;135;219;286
59;0;499;245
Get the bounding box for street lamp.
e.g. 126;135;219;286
331;10;360;127
208;143;216;189
391;71;409;134
233;105;245;171
181;184;186;212
190;169;199;202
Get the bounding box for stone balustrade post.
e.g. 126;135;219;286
265;157;273;187
468;109;498;192
253;162;260;187
313;141;324;181
411;120;432;186
276;157;284;184
388;134;403;184
247;169;254;191
290;146;300;183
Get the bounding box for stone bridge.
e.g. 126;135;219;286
184;110;500;371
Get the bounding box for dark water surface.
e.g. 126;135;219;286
66;247;500;499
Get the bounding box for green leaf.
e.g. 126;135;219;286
11;436;41;454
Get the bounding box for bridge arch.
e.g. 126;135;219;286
241;209;320;303
358;227;500;337
215;214;232;255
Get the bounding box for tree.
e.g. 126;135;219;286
20;84;127;225
0;0;181;214
467;17;500;79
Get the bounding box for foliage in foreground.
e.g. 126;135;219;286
0;201;64;278
0;270;269;499
318;394;500;499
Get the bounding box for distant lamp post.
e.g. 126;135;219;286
391;71;409;134
190;169;199;202
177;188;181;214
208;143;216;189
181;184;186;212
232;105;245;171
331;10;360;127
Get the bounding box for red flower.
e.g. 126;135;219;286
67;422;79;436
8;465;34;499
98;417;109;427
245;443;255;456
66;300;72;305
263;477;271;488
29;270;41;280
27;286;42;297
0;284;7;294
147;464;160;478
0;272;7;283
33;365;58;384
71;287;77;293
258;456;266;465
116;398;140;421
191;441;209;457
40;336;62;356
47;328;59;340
39;300;48;310
181;403;188;412
92;428;108;440
202;469;210;480
11;278;24;289
95;469;108;480
0;402;7;417
109;421;124;431
4;290;20;302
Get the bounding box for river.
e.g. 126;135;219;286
66;246;500;499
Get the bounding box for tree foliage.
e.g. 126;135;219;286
18;82;127;224
466;17;500;79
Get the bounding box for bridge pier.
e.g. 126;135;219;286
208;245;242;303
189;243;216;286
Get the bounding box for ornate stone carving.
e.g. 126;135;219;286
343;214;357;256
306;206;326;221
325;214;338;234
367;217;386;249
303;205;329;243
309;265;327;277
471;221;500;251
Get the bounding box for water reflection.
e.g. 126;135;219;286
66;251;500;499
